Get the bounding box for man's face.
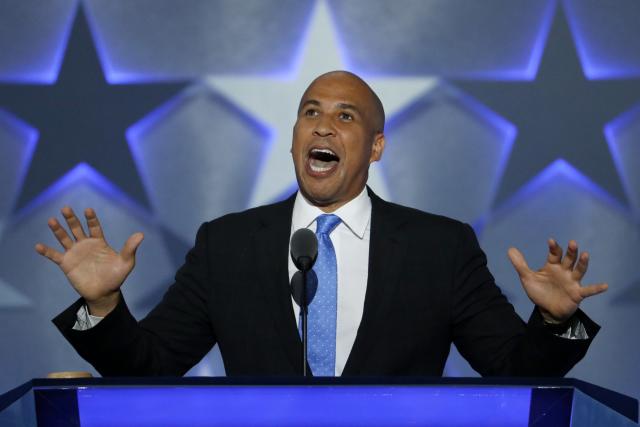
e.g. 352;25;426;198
291;73;385;212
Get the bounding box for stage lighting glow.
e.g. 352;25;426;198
563;1;640;80
605;103;640;213
16;163;149;222
492;159;630;222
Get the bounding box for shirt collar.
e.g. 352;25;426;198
291;187;371;239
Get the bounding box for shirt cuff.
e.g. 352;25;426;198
72;304;105;331
546;316;589;340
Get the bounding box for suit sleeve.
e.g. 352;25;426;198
451;223;600;376
52;223;216;377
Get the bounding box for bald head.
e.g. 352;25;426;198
291;69;387;212
300;70;386;133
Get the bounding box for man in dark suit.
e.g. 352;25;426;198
37;71;607;377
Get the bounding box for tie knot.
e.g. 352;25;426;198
315;214;341;236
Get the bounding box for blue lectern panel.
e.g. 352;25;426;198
75;386;531;427
4;378;636;426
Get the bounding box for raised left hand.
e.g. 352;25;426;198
508;239;608;323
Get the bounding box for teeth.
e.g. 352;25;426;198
311;148;336;156
310;162;334;172
308;147;339;173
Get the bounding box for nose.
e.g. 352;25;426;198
313;115;335;137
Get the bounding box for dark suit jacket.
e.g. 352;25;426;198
53;190;599;377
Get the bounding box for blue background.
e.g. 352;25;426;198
0;0;639;402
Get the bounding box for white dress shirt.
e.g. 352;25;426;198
288;187;371;376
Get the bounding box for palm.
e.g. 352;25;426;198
35;207;144;305
61;238;132;301
508;239;608;323
520;264;583;319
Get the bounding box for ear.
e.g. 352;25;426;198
369;132;385;163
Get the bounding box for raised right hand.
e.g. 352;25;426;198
35;206;144;316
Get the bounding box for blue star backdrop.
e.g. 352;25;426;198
0;0;639;403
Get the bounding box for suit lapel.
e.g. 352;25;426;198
253;194;303;373
343;190;408;375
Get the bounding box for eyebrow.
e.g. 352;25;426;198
299;99;321;113
336;103;359;113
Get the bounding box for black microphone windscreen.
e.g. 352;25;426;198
290;228;318;271
290;270;318;306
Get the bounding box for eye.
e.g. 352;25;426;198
304;108;318;117
339;112;353;121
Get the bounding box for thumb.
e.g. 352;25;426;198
121;232;144;263
507;247;531;279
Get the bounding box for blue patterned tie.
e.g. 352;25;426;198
308;214;341;376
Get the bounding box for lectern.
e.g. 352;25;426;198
1;377;637;426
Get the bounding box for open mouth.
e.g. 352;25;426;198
307;148;340;174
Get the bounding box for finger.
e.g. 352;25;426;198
34;243;64;264
61;206;87;240
507;247;531;279
48;217;74;250
561;240;578;269
579;283;608;299
84;208;104;239
572;252;589;281
546;238;563;264
120;232;144;263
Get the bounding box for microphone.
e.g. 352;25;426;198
290;228;318;377
290;228;317;272
291;270;318;306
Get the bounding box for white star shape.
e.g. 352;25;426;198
206;0;438;206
